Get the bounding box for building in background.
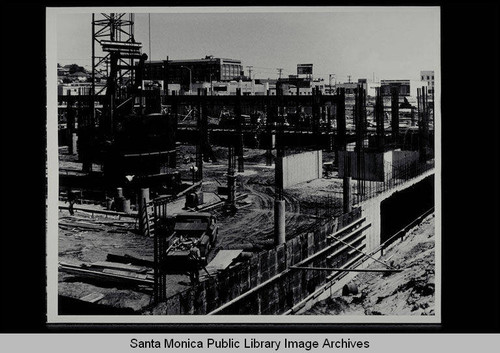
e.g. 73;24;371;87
144;56;244;91
356;78;381;97
202;80;269;96
333;82;359;95
420;70;435;96
297;63;313;80
380;79;426;98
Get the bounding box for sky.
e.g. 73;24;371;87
55;7;440;83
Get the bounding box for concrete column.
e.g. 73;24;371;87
140;187;150;204
237;135;244;172
121;199;131;214
226;174;236;211
138;188;150;236
274;199;286;246
343;176;352;214
114;187;124;211
266;134;275;166
71;133;78;156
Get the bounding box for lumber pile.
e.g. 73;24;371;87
59;260;154;287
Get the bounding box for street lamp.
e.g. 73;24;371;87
180;66;192;94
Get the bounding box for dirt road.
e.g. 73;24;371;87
202;149;323;252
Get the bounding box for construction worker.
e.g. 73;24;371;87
188;243;201;285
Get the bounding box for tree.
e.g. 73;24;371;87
68;64;85;74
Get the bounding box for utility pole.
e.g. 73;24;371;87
246;65;253;80
277;68;283;80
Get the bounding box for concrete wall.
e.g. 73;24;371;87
278;150;323;188
390;150;419;169
361;169;434;254
338;151;387;181
338;150;420;182
295;170;435;313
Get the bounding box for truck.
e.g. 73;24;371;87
161;212;218;272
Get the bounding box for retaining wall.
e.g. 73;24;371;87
361;169;434;254
277;150;323;188
152;208;362;315
338;150;419;182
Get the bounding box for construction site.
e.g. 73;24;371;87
55;13;436;317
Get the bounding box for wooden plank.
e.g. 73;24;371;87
80;292;105;303
206;250;244;272
101;268;150;279
59;264;154;286
58;221;102;230
326;233;367;260
348;243;366;256
106;253;154;267
327;217;366;239
89;261;149;273
59;205;137;218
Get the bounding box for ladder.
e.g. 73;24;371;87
139;199;155;237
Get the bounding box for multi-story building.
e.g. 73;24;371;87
144;56;244;91
380;79;426;98
420;70;435;95
334;82;359;95
197;80;269;96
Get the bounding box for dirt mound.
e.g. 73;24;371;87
304;214;435;316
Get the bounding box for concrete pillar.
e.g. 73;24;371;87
115;198;131;213
121;199;131;214
237;135;244;172
138;188;150;236
70;133;78;156
274;199;286;246
226;174;236;211
343;176;352;214
266;134;275;166
140;187;150;204
114;187;123;211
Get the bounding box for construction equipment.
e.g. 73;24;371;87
161;212;218;272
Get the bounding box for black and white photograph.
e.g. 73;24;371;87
46;6;440;323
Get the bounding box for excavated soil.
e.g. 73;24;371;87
304;214;435;316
